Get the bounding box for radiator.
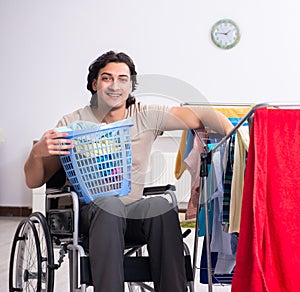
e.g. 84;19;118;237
145;152;191;205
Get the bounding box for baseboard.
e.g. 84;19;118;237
0;206;32;217
178;201;187;213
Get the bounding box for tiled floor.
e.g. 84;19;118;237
1;216;231;291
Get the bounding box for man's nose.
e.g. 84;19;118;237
109;80;121;90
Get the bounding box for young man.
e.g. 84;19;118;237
24;51;233;291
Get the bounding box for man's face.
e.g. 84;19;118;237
92;62;132;109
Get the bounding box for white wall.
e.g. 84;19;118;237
1;0;300;207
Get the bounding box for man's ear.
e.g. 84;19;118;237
130;80;133;92
92;79;97;92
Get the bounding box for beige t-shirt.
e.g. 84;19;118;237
56;103;171;204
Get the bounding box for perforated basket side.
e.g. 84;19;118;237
119;126;132;195
60;155;86;202
60;122;132;204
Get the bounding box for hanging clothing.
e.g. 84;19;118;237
222;136;235;230
180;129;208;220
197;142;236;274
232;108;300;292
222;126;249;233
210;144;236;274
199;236;234;285
228;125;249;233
174;130;188;179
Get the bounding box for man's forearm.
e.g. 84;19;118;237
24;151;46;188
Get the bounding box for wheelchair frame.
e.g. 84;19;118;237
9;185;194;292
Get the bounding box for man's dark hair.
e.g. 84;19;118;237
87;51;137;108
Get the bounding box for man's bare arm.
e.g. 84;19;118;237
24;129;73;188
166;106;234;135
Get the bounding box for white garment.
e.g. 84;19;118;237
210;143;236;274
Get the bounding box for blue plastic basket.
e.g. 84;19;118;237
59;119;133;204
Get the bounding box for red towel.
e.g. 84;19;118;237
232;108;300;292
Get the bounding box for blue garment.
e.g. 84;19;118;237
183;130;195;160
199;141;236;279
228;117;248;127
198;200;214;237
56;120;99;132
200;237;234;284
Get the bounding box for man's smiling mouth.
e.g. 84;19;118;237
107;93;122;98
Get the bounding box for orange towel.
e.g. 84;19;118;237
174;130;188;179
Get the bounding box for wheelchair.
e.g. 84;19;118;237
9;170;194;292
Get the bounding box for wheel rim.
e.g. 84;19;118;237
30;212;54;292
9;218;42;291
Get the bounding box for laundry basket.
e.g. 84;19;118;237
59;119;133;204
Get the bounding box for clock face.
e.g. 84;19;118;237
211;19;240;49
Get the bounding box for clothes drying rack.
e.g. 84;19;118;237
181;102;300;292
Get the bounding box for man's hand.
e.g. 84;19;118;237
32;129;73;158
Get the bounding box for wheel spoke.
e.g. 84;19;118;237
9;213;54;292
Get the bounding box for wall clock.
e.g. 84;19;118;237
211;19;241;49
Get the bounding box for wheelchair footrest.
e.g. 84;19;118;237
75;255;193;285
124;255;194;282
80;256;92;285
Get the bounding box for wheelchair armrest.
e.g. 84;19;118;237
143;184;176;196
143;184;177;209
46;185;74;195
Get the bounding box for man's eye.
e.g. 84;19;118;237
102;76;112;81
119;78;129;83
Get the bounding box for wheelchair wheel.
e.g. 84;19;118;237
9;218;42;291
30;212;55;292
127;282;153;292
9;213;54;292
